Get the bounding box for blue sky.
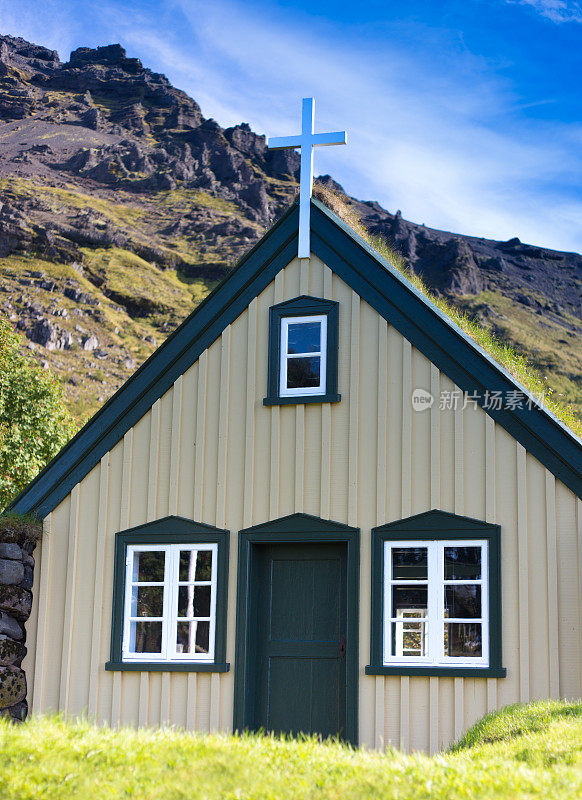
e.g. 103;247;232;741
1;0;581;252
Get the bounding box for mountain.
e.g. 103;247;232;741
0;34;580;423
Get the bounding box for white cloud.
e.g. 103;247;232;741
509;0;582;23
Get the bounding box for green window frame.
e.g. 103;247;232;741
263;295;341;406
106;516;230;672
365;510;506;678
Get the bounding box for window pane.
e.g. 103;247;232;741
287;321;321;354
392;585;428;614
131;586;164;618
444;547;481;580
444;585;481;618
391;620;427;657
444;623;482;657
179;550;213;582
178;585;211;618
129;621;163;654
132;551;165;583
392;547;428;580
176;621;210;655
287;357;321;388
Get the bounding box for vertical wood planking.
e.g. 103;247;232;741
147;402;160;522
169;376;183;516
485;416;497;710
88;454;110;717
210;673;221;731
545;470;560;698
429;676;439;754
376;317;388;524
59;484;80;714
400;676;410;751
300;258;309;294
186;674;197;730
348;294;360;527
269;272;284;520
375;677;384;750
138;672;149;727
160;673;171;726
320;266;334;520
454;677;464;741
454;405;464;515
401;339;412;519
194;353;208;521
295;405;305;512
216;330;231;527
243;299;257;527
516;444;529;702
32;515;52;712
430;365;440;509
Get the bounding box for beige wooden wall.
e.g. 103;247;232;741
23;255;582;752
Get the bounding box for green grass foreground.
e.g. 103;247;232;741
0;700;581;799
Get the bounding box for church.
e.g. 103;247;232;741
11;100;582;752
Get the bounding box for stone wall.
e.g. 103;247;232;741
0;522;36;721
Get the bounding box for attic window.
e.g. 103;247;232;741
264;296;341;406
280;315;327;396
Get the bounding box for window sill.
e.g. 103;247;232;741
365;665;506;678
263;393;341;406
105;661;230;673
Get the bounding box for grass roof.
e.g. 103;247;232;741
313;183;582;439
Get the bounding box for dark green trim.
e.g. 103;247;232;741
9;205;299;517
367;510;504;678
109;515;229;670
233;513;359;745
365;666;507;678
263;295;340;406
310;199;581;498
263;393;341;406
10;197;581;517
105;661;230;672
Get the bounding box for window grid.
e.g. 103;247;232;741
383;540;489;667
279;314;327;397
123;543;218;663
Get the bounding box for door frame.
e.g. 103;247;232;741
233;513;360;745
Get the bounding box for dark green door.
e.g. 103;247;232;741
250;542;347;739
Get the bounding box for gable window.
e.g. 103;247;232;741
106;517;230;672
366;511;506;678
264;296;340;405
280;315;327;396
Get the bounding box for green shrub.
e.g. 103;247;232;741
0;315;77;510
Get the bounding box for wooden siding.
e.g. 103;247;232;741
23;254;582;751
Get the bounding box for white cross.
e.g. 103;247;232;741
268;97;347;259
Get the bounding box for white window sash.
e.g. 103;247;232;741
383;539;489;668
122;543;218;663
279;314;327;397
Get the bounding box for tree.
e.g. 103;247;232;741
0;314;76;510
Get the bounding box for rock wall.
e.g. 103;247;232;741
0;525;36;721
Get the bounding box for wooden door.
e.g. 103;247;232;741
250;542;347;739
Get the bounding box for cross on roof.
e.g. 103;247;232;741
268;98;347;259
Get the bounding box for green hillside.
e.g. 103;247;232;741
0;701;580;799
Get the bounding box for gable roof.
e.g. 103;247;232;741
9;199;582;516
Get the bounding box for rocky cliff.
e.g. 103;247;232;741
0;35;580;422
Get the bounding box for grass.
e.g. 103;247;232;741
314;184;582;437
0;701;580;799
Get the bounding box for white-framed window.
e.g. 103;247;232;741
279;314;327;397
383;540;488;667
122;543;218;663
